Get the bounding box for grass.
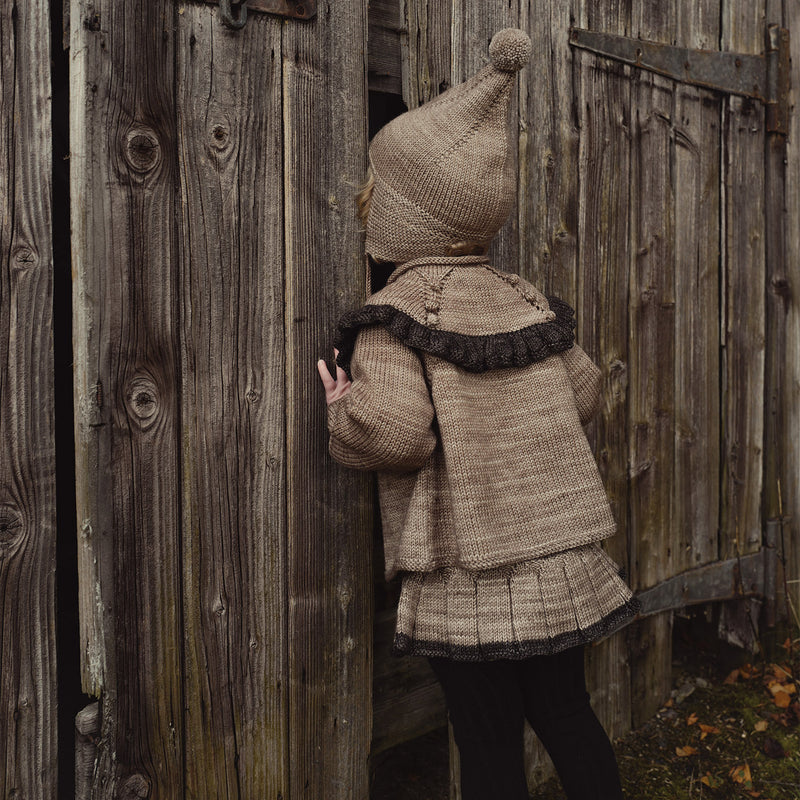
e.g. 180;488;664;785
371;618;800;800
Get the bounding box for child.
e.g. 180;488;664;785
317;28;637;800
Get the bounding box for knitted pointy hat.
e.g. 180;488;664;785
365;28;532;264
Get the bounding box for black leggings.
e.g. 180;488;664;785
428;646;623;800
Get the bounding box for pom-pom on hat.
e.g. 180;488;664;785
366;28;532;264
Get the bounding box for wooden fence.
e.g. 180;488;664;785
1;0;799;798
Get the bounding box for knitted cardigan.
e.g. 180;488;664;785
327;255;616;581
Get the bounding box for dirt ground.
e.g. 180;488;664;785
370;617;800;800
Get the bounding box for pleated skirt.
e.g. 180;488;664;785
393;543;639;660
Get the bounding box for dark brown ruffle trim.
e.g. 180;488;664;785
392;597;641;661
334;296;575;375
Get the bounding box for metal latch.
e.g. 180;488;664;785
206;0;316;30
569;24;790;135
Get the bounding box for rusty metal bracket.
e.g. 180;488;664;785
205;0;316;25
569;24;790;135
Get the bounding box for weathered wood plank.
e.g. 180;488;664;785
75;703;101;800
673;3;721;572
369;0;403;94
520;0;580;304
575;1;632;579
628;613;673;728
372;611;446;754
400;0;451;109
70;1;184;796
283;2;373;797
0;1;57;797
628;1;676;592
452;0;522;270
781;0;800;616
575;0;637;777
626;0;681;736
720;0;766;560
587;631;632;743
175;7;288;798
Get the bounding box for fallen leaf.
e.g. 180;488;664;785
741;663;758;679
768;680;796;696
687;712;699;726
747;792;762;798
699;723;720;734
676;745;698;757
701;773;723;788
774;691;791;708
730;764;753;788
754;720;768;732
781;637;792;651
725;669;740;684
664;698;674;708
763;737;786;759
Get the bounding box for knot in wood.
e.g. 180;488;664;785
124;127;161;174
125;375;160;428
0;505;23;548
120;773;151;799
210;124;230;151
12;247;37;271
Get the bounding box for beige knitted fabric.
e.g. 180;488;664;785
394;544;637;659
365;29;532;264
327;258;617;580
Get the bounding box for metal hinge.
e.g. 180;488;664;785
569;24;790;135
205;0;316;30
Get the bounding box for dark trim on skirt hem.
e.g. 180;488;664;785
391;597;641;660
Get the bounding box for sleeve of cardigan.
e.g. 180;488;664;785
327;324;438;472
560;345;602;425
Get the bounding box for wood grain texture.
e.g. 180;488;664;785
782;0;800;615
369;0;403;95
575;2;632;578
672;0;721;572
452;0;522;270
400;0;451;109
175;7;288;798
519;0;579;303
372;611;446;754
0;1;57;797
283;2;374;797
70;0;184;796
628;1;677;592
720;0;766;560
574;0;637;770
628;613;673;728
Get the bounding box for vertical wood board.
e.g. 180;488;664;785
0;1;58;797
176;7;288;798
519;0;580;303
781;0;800;613
283;2;374;797
70;1;184;796
672;3;721;571
452;0;522;270
627;2;677;592
400;0;451;108
720;1;766;559
574;0;637;771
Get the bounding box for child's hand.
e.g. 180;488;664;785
317;349;352;405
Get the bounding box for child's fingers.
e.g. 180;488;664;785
317;358;336;391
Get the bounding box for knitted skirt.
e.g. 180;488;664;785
393;543;639;660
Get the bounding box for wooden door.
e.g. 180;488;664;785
384;0;797;793
70;1;372;797
0;1;58;798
